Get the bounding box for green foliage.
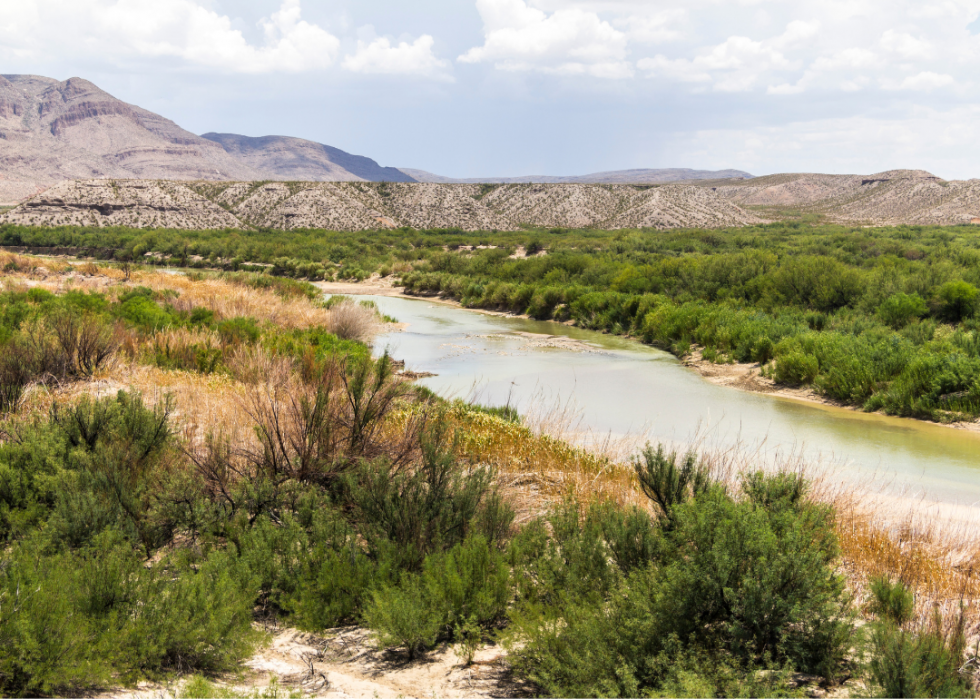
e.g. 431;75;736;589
774;351;820;385
935;280;979;322
868;576;915;626
633;444;710;529
218;316;261;344
363;575;442;659
868;611;972;698
506;472;851;697
348;427;512;571
878;293;927;329
422;534;511;633
0;534;259;697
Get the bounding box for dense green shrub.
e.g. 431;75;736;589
633;444;710;529
363;575;442;659
422;534;511;633
507;473;851;697
348;429;512;571
774;350;820;385
0;533;258;697
878;293;927;329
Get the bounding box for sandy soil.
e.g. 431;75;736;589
315;277;407;298
100;625;531;699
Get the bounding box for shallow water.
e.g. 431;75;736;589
352;295;980;508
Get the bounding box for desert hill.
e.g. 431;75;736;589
700;169;980;226
5;170;980;231
0;179;764;231
398;167;754;184
0;74;753;207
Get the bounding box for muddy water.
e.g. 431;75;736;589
354;295;980;508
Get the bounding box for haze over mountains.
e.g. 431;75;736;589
0;73;748;205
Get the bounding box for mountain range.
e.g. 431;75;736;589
0;74;750;204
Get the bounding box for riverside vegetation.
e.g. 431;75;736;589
6;220;980;423
0;250;977;696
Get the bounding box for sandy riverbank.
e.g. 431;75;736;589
682;348;980;435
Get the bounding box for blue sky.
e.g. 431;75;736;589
3;0;980;179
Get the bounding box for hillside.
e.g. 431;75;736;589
0;179;764;230
0;74;416;204
0;74;755;207
201;133;415;183
0;74;261;201
400;167;753;184
701;169;980;225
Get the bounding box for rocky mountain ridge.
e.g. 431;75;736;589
397;168;754;184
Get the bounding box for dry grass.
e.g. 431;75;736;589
326;299;381;342
0;259;380;335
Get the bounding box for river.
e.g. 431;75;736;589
345;294;980;510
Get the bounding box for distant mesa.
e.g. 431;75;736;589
397;167;754;185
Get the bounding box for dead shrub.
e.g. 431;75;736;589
53;313;119;377
188;354;423;502
326;300;380;343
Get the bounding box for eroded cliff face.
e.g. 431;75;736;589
1;179;764;230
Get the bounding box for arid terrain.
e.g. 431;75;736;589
3;168;980;231
703;169;980;226
0;178;766;230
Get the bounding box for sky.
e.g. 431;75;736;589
2;0;980;179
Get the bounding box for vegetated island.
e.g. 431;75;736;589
0;227;978;696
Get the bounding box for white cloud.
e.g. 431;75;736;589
342;35;453;80
616;9;685;44
0;0;340;73
879;30;933;59
459;0;632;78
893;71;956;91
640;29;799;92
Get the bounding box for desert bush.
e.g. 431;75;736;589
326;299;380;342
774;350;820;385
235;353;416;492
363;575;442;659
868;609;972;698
878;293;928;329
0;533;258;697
633;443;710;529
507;472;851;696
422;534;511;634
868;576;915;626
935;280;979;322
348;427;509;571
